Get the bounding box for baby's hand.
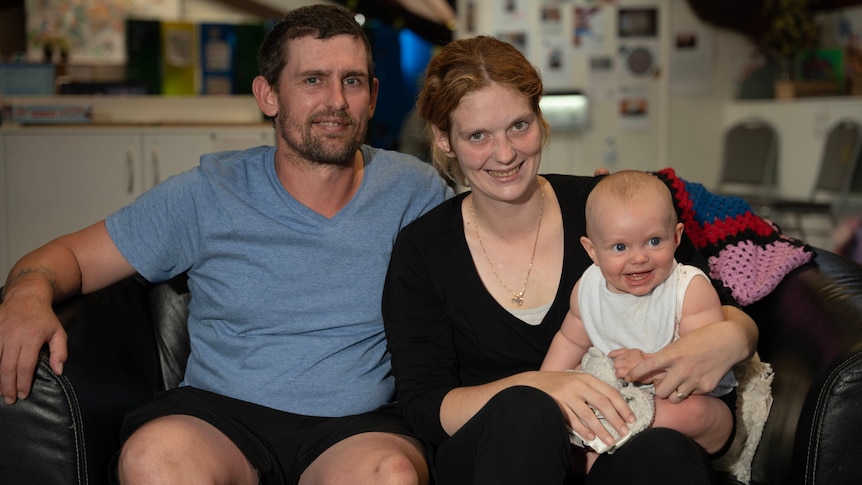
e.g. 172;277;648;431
608;348;646;382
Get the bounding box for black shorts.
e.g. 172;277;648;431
114;386;423;485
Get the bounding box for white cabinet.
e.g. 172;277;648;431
1;125;274;276
142;127;273;186
142;133;215;187
4;130;142;272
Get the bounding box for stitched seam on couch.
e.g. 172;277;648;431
39;352;88;485
804;352;862;484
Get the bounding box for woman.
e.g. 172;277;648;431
382;36;757;484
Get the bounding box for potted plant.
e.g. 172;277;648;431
758;0;830;97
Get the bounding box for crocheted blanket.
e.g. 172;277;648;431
653;168;815;306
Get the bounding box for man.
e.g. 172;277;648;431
0;5;450;484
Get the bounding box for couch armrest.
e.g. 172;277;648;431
744;248;862;485
0;275;164;485
0;352;87;485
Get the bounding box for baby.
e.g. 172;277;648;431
541;170;736;465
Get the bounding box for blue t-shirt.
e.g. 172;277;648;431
106;144;451;417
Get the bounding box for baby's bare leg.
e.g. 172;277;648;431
652;395;733;454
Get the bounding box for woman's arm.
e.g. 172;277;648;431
625;305;757;400
629;231;759;401
440;370;635;449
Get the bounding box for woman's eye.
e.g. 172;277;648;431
469;132;484;141
513;121;528;130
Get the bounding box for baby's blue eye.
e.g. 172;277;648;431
612;243;626;252
648;237;661;246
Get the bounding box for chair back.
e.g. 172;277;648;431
821;120;862;214
719;119;779;201
813;120;862;196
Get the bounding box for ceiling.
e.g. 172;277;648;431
216;0;456;43
687;0;862;40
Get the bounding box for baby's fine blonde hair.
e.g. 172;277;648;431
585;170;678;237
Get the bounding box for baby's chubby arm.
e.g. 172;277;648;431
541;280;592;371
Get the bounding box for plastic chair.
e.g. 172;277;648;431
717;119;780;212
772;119;862;237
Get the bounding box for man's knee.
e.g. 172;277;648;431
117;420;178;484
117;415;256;485
301;432;428;485
371;451;425;485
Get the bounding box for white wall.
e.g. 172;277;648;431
456;0;667;176
456;0;862;198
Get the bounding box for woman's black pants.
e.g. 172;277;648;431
435;385;715;485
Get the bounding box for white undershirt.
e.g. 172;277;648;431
509;301;553;326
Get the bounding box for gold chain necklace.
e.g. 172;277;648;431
470;183;545;307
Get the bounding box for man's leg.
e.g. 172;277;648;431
117;415;259;485
299;432;429;485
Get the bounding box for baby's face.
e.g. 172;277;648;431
583;194;682;296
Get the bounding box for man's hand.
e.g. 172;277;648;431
0;221;132;405
0;286;68;405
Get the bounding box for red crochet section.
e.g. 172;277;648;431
697;213;777;249
652;168;814;306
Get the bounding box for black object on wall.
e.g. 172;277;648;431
0;0;26;58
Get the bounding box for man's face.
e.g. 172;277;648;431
273;35;378;167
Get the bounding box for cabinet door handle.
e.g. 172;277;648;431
126;147;135;194
151;146;160;186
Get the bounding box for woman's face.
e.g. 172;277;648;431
434;82;543;203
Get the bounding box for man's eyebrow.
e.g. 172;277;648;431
296;69;368;79
297;69;330;78
343;70;369;79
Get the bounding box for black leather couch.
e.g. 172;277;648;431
2;248;862;484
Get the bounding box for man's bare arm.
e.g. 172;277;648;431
0;221;135;404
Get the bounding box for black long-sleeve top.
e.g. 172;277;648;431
382;174;734;446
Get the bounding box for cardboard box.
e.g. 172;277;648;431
774;79;842;99
850;74;862;96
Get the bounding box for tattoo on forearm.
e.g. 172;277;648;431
2;266;58;299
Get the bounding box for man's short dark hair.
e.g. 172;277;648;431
257;4;375;90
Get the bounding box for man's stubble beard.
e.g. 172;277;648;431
277;109;368;168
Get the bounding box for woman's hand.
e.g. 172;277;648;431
623;306;757;402
529;370;636;448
